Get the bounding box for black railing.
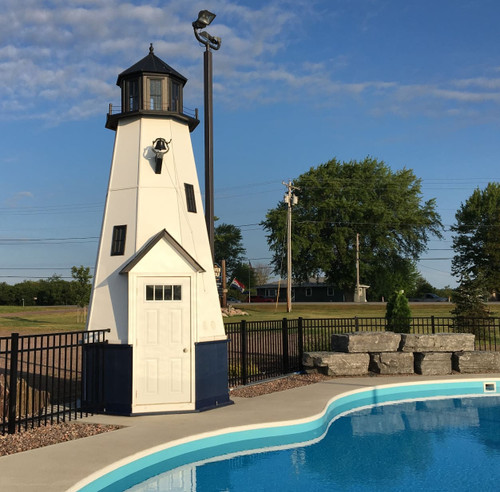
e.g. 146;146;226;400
225;316;500;387
107;103;198;119
0;330;109;435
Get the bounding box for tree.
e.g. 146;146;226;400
386;290;412;333
252;263;272;286
261;157;442;300
452;273;490;319
71;266;92;308
214;222;246;279
407;274;436;299
451;183;500;294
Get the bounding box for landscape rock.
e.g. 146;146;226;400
221;306;248;317
369;352;414;375
302;351;331;368
331;332;401;353
302;352;370;376
400;333;475;353
452;351;500;373
414;352;452;375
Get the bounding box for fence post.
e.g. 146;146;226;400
298;317;304;371
8;333;19;435
282;318;289;374
354;316;359;331
240;320;247;386
431;315;435;334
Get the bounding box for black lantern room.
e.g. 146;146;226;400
106;44;199;132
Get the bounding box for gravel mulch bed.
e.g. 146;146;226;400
0;422;122;456
230;373;333;398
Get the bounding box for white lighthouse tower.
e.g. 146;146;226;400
86;45;230;414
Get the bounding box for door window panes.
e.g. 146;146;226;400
154;285;163;300
164;285;173;300
145;284;182;301
173;285;182;300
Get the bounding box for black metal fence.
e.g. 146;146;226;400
0;330;109;435
225;316;500;387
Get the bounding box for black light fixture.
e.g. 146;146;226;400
192;9;221;261
152;137;171;174
192;10;216;30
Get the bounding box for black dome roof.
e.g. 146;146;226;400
117;44;187;85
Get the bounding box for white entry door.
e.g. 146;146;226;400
135;276;191;405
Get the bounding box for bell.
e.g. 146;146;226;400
154;139;167;151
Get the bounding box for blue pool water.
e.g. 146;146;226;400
128;395;500;491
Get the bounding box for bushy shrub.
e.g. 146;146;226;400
228;361;260;379
386;290;412;333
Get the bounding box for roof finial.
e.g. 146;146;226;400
149;43;154;54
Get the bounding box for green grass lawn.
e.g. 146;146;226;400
223;302;467;323
1;303;500;336
0;306;86;336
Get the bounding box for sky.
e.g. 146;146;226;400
1;0;500;290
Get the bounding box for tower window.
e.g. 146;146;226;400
184;183;197;213
150;79;163;110
127;79;139;111
171;81;181;112
111;225;127;256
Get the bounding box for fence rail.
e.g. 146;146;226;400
0;330;109;435
225;316;500;387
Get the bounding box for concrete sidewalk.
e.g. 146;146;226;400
0;374;497;491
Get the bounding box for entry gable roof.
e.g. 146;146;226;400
120;229;205;274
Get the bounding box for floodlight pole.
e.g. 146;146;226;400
193;11;221;262
204;45;214;260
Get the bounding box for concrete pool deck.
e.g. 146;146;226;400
1;373;499;491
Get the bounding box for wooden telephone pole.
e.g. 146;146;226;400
283;181;300;312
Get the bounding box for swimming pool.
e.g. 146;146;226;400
75;379;500;491
129;395;500;491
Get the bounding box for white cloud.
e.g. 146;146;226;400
4;191;34;208
1;0;500;124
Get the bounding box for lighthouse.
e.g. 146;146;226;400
86;45;230;414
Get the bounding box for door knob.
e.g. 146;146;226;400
183;348;188;353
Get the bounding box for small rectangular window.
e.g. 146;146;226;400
150;79;162;110
111;225;127;256
146;285;154;301
305;287;312;297
327;287;334;297
184;183;197;213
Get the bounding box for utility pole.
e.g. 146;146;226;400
356;232;360;295
283;180;300;313
354;232;369;302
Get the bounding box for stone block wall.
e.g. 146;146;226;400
303;332;500;377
